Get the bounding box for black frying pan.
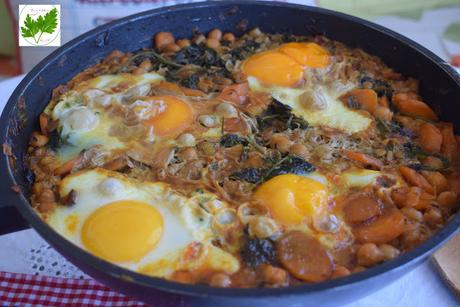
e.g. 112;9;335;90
1;1;460;306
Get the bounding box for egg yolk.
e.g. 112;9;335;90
242;42;330;87
82;200;163;262
253;174;328;225
144;95;192;136
242;50;304;87
278;42;330;68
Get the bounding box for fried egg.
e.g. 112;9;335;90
47;73;164;160
242;42;371;134
252;168;399;249
47;72;199;164
242;42;330;87
48;168;240;277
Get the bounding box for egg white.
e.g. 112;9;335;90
48;168;239;277
247;76;372;134
47;73;165;162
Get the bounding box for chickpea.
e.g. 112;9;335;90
222;32;235;43
39;188;56;204
379;244;400;260
437;191;457;207
249;27;262;37
176;39;191;49
289;143;308;157
209;273;232;288
193;34;206;45
401;207;423;222
331;265;351;279
178;147;198;162
248;216;279;239
132;67;145;75
106;50;124;60
424;207;443;226
32;182;44;195
374;106;393;121
163;43;180;53
216;102;238;118
177;133;196;147
270;133;293;153
198;115;219;128
422;156;444;170
154;31;175;50
197;141;216;156
206;38;220;49
38;202;57;213
231;269;258;288
357;243;384;267
261;265;287;285
352;266;366;273
208;28;222;41
171;271;195;284
139;59;152;71
246;152;264;168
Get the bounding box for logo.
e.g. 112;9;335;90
18;5;61;47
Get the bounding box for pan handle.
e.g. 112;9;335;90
0;184;29;235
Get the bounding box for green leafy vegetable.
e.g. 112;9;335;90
376;119;412;137
128;50;183;69
403;142;450;170
360;76;393;99
257;99;309;131
230;168;265;184
265;155;316;180
173;44;224;67
47;129;68;151
230;40;261;60
220;134;248;148
21;8;58;44
230;155;316;185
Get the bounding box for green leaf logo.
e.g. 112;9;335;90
21;7;58;44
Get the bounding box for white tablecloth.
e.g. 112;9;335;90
1;70;459;306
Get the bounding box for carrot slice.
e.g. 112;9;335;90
419;123;442;153
421;171;449;194
343;89;378;114
343;150;383;170
277;231;333;282
440;123;458;162
343;195;381;224
399;166;434;194
217;83;249;105
153;81;183;94
181;87;205;97
353;210;405;244
378;96;389;108
413;191;435;210
393;98;438;121
54;156;80;176
393;92;419;102
103;156;128;171
39;114;49;135
391;186;421;208
223;117;250;135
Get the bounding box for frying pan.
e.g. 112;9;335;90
1;1;460;306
